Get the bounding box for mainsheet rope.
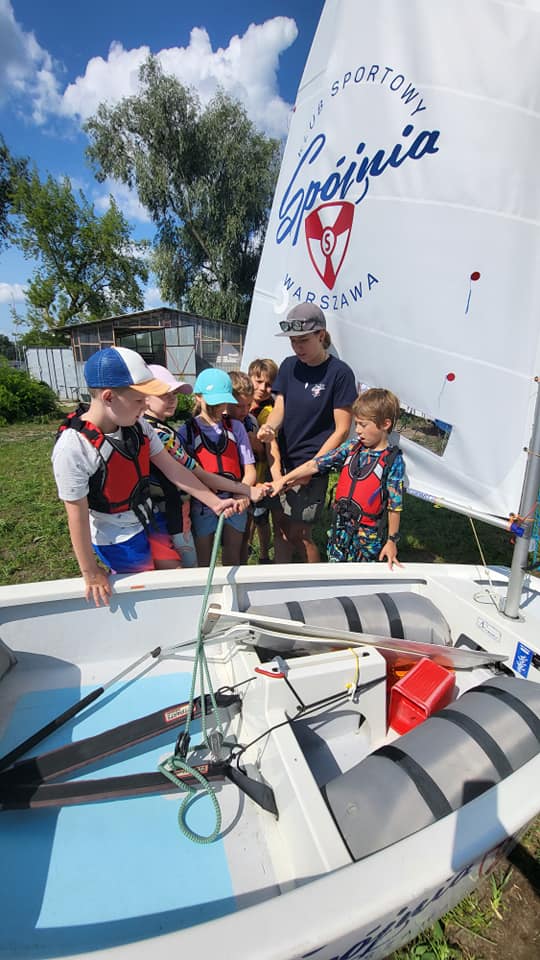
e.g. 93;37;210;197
158;513;226;843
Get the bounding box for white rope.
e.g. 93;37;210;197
469;516;500;609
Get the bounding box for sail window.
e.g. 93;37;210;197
396;408;453;457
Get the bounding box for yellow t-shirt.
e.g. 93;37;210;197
254;403;273;483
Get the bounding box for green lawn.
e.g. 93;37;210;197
0;419;515;584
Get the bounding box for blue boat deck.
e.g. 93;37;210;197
0;671;274;957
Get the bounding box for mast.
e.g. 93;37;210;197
502;379;540;619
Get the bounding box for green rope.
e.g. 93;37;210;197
158;512;225;843
158;755;222;844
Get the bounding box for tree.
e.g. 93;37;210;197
0;135;28;250
11;172;149;339
85;58;280;324
0;333;17;360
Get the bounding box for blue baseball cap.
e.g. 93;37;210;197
194;368;236;405
84;347;169;395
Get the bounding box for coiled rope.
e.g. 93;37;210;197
158;513;226;843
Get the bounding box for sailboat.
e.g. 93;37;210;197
1;2;539;959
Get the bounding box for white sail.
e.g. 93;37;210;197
244;0;540;524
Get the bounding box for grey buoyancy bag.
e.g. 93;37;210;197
246;592;452;649
323;675;540;861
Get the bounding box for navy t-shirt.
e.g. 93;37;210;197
273;354;357;469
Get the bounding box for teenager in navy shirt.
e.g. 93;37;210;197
258;303;357;563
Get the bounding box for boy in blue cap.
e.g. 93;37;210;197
52;348;255;605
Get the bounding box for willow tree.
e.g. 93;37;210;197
85;58;280;324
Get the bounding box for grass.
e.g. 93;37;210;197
0;422;79;584
0;418;538;959
0;419;515;583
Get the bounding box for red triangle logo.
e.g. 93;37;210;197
304;202;355;290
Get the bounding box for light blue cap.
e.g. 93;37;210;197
193;368;236;405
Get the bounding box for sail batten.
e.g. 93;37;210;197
244;0;540;522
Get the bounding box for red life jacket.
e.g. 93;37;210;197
56;409;153;528
184;416;242;481
334;443;400;529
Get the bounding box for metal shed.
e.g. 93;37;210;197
51;307;247;398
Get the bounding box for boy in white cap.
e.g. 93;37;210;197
52;348;254;605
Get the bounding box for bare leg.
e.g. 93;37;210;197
241;514;254;565
194;533;214;567
287;519;320;564
273;510;294;564
257;518;271;562
221;525;244;566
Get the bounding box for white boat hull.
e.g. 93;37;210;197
0;562;538;960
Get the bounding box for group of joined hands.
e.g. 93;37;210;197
222;421;306;520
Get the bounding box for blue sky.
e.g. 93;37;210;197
0;0;324;339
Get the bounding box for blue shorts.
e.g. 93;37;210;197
93;519;180;573
93;530;154;574
190;505;248;538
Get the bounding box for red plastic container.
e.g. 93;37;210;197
388;656;455;734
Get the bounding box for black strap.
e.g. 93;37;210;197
0;762;278;817
285;601;305;623
3;691;240;785
471;685;540;741
0;766;227;808
374;745;452;819
336;596;363;634
375;592;404;638
437;709;513;778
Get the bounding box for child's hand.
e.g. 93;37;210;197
257;424;276;443
269;477;286;496
214;497;238;517
83;568;113;607
250;483;271;503
215;497;249;517
378;541;403;570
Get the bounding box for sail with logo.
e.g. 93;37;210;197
243;0;540;528
2;5;540;959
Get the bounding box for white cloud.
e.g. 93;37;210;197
0;0;61;120
94;178;152;223
144;286;164;310
29;15;298;138
0;282;26;304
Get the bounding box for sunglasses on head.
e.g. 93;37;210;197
279;318;320;333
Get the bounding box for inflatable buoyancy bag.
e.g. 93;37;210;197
246;593;452;648
323;675;540;861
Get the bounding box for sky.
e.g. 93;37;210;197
0;0;325;339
